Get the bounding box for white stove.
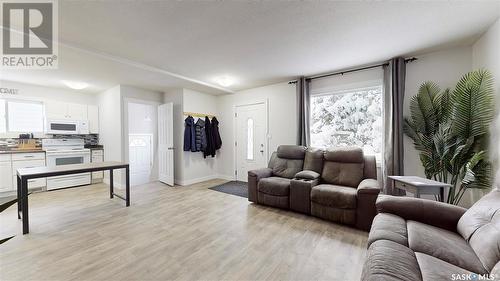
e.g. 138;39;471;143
42;139;91;190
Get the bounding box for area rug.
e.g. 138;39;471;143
209;181;248;198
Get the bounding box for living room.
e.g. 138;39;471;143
0;1;499;281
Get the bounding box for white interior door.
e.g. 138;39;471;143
129;134;153;186
235;103;267;182
158;103;174;186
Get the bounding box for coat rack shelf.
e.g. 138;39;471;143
183;112;216;118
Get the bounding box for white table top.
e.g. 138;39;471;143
388;176;452;188
17;161;128;177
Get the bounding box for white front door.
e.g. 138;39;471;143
235;103;268;182
158;103;174;186
129;134;153;186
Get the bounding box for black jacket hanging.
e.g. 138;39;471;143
183;116;195;151
194;118;207;152
211;117;222;151
203;116;213;158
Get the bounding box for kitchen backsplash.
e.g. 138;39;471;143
0;134;99;149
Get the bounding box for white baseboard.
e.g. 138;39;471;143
217;174;235;181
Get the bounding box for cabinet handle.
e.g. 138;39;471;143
23;155;35;158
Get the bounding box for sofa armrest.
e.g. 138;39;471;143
247;168;272;203
248;168;272;181
294;170;320;180
290;178;319;214
356;179;381;231
376;195;467;232
357;179;381;195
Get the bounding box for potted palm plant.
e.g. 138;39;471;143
403;69;495;205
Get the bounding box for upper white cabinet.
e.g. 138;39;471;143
45;101;87;120
87;105;99;134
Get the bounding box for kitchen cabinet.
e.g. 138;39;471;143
87;105;99;134
11;152;46;191
0;159;13;193
91;149;104;183
45;101;88;120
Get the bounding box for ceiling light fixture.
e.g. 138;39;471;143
214;76;235;87
62;80;89;90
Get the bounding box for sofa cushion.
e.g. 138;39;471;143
311;203;356;225
367;213;408;248
321;161;364;187
258;177;291;196
407;220;487;274
276;145;306;159
415;252;474;281
271;158;304;179
310;184;357;209
457;189;500;272
361;240;421;281
303;147;324;173
324;147;364;162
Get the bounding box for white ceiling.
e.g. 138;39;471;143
1;1;499;95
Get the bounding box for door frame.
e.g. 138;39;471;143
233;99;269;181
122;97;161;182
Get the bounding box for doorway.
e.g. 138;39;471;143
235;102;268;182
127;101;157;186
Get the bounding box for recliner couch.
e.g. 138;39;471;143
361;188;500;281
248;145;380;230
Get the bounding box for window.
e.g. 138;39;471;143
247;118;254;160
310;86;382;159
0;100;44;133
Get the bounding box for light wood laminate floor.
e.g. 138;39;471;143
0;179;368;281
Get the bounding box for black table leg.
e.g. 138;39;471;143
440;187;445;202
17;176;21;219
125;166;130;207
21;177;29;234
109;169;114;199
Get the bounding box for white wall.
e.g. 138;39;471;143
473;18;500;165
163;88;219;185
404;46;473;179
181;89;218;184
216;82;297;178
98;85;123;185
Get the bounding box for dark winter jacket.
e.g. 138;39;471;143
211;117;222;151
194;118;206;152
203;116;213;158
183;116;196;152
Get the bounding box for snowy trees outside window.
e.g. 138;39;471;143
310;86;383;158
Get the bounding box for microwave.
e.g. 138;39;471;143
45;119;89;135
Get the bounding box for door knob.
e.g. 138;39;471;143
168;147;174;150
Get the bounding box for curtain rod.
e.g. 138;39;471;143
288;57;417;84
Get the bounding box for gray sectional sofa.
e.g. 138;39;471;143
361;188;500;280
248;144;380;230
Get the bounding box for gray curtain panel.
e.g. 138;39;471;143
383;58;406;195
296;76;311;146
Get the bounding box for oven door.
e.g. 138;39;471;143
45;120;80;135
46;152;91;190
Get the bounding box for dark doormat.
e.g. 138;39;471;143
209;181;248;198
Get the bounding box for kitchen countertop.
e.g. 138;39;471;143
0;149;45;154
